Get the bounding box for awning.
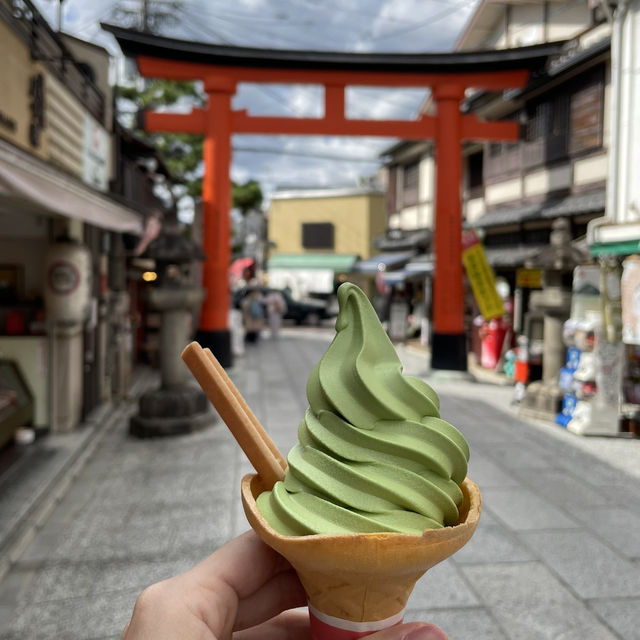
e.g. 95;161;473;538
379;254;434;285
375;228;431;252
591;239;640;257
405;254;434;273
351;251;414;274
588;219;640;257
267;253;358;272
0;138;143;234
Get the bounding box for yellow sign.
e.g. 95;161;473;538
516;267;542;289
462;232;505;319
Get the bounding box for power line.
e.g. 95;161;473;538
232;145;382;163
181;1;363;50
369;0;478;43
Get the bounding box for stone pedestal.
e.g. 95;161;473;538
519;287;573;421
130;286;214;437
519;219;587;422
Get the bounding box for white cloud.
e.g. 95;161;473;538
30;0;481;201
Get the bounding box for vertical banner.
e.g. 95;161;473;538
461;230;505;320
621;255;640;345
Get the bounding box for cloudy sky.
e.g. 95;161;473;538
33;0;480;204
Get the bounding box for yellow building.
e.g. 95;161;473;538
267;186;386;297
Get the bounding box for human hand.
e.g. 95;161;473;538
121;530;448;640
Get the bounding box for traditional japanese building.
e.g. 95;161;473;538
0;0;164;442
381;0;609;351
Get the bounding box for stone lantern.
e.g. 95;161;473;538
130;211;212;436
519;218;589;421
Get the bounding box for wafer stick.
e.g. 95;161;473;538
203;348;287;471
181;342;285;489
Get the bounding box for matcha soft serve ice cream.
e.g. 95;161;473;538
182;284;480;638
257;282;470;536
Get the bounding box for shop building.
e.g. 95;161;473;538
266;185;386;299
582;0;640;436
0;0;164;444
380;1;609;350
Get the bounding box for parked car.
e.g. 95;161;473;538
232;287;336;325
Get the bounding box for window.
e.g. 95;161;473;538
402;160;419;207
570;78;603;153
302;223;334;249
386;165;398;213
467;152;483;193
525;102;550;142
547;93;570;161
522;65;604;166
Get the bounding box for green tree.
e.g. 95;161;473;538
232;180;263;215
117;79;204;199
118;80;264;211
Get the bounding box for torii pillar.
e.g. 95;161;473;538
431;83;467;370
104;25;559;370
198;77;235;365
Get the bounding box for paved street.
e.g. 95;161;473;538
1;326;640;639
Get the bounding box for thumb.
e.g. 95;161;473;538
367;621;449;640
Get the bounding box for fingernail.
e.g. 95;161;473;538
403;624;448;640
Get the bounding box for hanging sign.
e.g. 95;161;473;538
516;267;542;289
462;230;505;320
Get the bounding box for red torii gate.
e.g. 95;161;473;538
105;25;558;369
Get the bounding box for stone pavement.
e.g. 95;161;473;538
1;326;640;639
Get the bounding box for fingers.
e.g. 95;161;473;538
233;568;307;631
233;608;311;640
188;530;291;599
121;580;212;640
368;622;450;640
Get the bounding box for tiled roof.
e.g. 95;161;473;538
540;190;606;218
483;244;546;267
472;190;605;228
470;203;541;228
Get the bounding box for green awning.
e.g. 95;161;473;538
268;253;358;271
590;240;640;257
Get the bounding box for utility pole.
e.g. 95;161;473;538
57;0;65;31
141;0;149;32
112;0;183;33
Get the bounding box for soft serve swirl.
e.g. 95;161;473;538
256;283;470;536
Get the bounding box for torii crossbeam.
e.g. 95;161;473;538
105;24;560;369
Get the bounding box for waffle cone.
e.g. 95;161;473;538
241;473;481;623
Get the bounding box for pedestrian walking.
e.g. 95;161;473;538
265;289;287;338
229;299;245;357
242;287;265;343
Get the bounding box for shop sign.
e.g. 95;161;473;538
516;267;542;289
0;110;17;135
0;22;47;158
268;268;334;296
462;230;505;320
82;113;109;192
28;73;45;148
48;260;80;295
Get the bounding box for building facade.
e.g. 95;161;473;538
266;186;386;298
381;0;609;338
0;0;164;444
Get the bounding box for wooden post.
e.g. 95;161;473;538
195;76;236;367
431;83;467;371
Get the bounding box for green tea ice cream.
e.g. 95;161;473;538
257;282;470;536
